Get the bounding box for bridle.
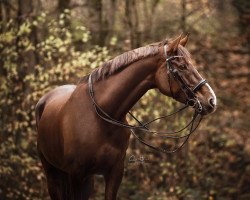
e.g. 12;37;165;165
163;44;207;113
88;43;208;153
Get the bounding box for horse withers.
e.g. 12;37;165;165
36;35;216;200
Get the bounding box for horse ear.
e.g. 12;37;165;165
180;33;189;47
167;34;182;53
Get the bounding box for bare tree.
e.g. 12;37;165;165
125;0;140;49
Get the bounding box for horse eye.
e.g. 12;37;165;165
179;64;187;70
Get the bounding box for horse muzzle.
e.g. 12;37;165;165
187;97;216;115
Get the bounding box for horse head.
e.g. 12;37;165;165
155;34;216;115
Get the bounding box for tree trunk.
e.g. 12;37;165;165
125;0;140;49
104;0;117;46
85;0;105;46
0;0;16;22
58;0;71;13
180;0;187;33
232;0;250;50
17;0;39;70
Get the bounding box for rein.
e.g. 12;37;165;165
87;44;207;153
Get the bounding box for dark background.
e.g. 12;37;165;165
0;0;249;199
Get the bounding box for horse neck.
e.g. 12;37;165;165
92;55;160;119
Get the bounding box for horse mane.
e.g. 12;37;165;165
78;42;162;83
78;40;191;83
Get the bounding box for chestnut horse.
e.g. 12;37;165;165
36;35;216;200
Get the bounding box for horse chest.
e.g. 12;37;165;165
91;144;122;174
90;129;130;172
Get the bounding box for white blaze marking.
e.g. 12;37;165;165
205;83;217;106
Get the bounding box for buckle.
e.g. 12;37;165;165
187;98;203;113
187;99;196;107
196;99;202;113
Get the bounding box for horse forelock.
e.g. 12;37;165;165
78;43;160;83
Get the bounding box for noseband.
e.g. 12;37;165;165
88;44;206;153
163;44;207;113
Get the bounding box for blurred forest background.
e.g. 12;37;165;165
0;0;249;199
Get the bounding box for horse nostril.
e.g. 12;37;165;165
208;98;215;108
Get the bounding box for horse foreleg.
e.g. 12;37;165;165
38;151;70;200
69;175;94;200
104;160;124;200
81;176;94;200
